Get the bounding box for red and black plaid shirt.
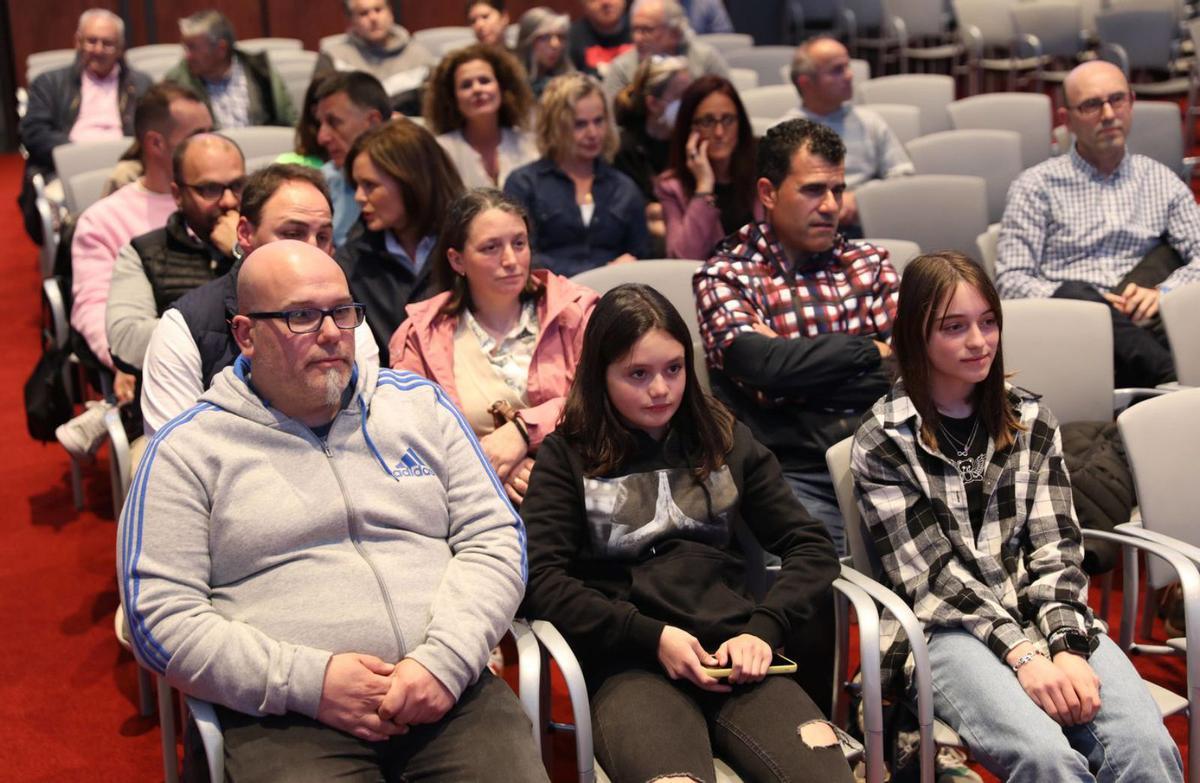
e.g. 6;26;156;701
694;222;899;407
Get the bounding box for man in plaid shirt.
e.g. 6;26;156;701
694;119;898;554
998;60;1200;387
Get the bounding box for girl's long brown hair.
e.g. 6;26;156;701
558;283;734;480
891;252;1024;452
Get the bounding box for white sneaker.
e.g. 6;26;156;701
55;400;113;460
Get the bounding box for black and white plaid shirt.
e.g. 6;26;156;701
997;146;1200;298
850;381;1100;691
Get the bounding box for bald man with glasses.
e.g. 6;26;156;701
997;60;1200;387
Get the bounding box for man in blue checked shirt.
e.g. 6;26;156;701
997;60;1200;387
118;241;545;781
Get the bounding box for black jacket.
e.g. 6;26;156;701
131;212;236;316
520;423;839;681
334;224;436;368
174;260;241;392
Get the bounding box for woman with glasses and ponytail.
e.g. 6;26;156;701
655;75;759;260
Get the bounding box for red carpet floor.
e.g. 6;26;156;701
0;142;1191;781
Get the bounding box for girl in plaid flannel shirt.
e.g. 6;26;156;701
851;252;1181;782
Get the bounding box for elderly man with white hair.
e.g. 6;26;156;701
601;0;728;98
18;8;153;242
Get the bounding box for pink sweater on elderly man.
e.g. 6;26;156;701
70;180;176;369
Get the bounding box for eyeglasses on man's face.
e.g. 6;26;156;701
1068;91;1130;118
184;178;247;200
246;304;366;334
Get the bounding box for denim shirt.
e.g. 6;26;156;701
504;157;650;277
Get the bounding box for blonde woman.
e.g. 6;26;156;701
504;73;648;276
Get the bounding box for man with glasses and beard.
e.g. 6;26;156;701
106;133;245;376
998;60;1200;387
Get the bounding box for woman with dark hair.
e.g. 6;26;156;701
424;43;538;188
520;283;853;783
514;6;574;98
851;252;1183;783
334;119;464;366
274;73;329;169
655;75;759;260
466;0;510;48
505;73;648;277
389;188;597;504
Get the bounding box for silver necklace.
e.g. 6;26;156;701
939;417;986;484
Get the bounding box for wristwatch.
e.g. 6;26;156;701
1048;629;1096;659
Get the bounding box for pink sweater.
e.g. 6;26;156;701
70;181;176;369
389;270;598;449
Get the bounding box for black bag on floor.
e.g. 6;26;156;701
25;345;73;442
1060;420;1136;575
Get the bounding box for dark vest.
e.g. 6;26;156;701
174;260;242;391
131;212;236;315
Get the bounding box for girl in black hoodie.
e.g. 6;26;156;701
520;283;853;783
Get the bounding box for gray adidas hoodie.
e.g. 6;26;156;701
118;357;526;719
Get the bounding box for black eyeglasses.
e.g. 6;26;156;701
693;114;737;131
246;304;366;334
1068;91;1130;118
183;178;247;200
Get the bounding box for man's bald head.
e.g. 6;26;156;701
236;240;347;314
231;240;357;426
1059;60;1133;174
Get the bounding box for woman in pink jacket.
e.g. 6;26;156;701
655;75;761;261
390;188;598;505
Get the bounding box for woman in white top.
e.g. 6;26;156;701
424;43;538;188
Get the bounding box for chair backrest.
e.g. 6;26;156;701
220;126;296;160
26;49;75;82
953;0;1019;47
858;74;954;134
726;46;796;86
864;102;921;144
864;237;922;274
975;223;999;281
698;32;756;54
66;168;113;215
1127;100;1188;179
126;43;185;60
412;25;475;49
826;437;884;577
844;0;886;32
885;0;953;38
319;33;348;53
1000;298;1114;423
1159;284;1200;386
856;174;989;262
1011;1;1086;61
52;137;133;201
238;37;303;53
244;154;280;174
729;67;759;92
1095;8;1179;71
1117;387;1200;587
124;50;182;82
266;48;320;70
906;129;1023;224
947;92;1053;169
740;84;797;121
570;259;704;343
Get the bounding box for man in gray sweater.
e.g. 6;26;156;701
118;240;546;780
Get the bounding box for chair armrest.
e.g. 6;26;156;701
1017;32;1043;61
832;575;885;783
960;25;984;60
1114;386;1176;414
105;405;132;506
837;565;936;783
42;277;69;350
184;695;225;783
511;620;543;756
528;620;595;783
